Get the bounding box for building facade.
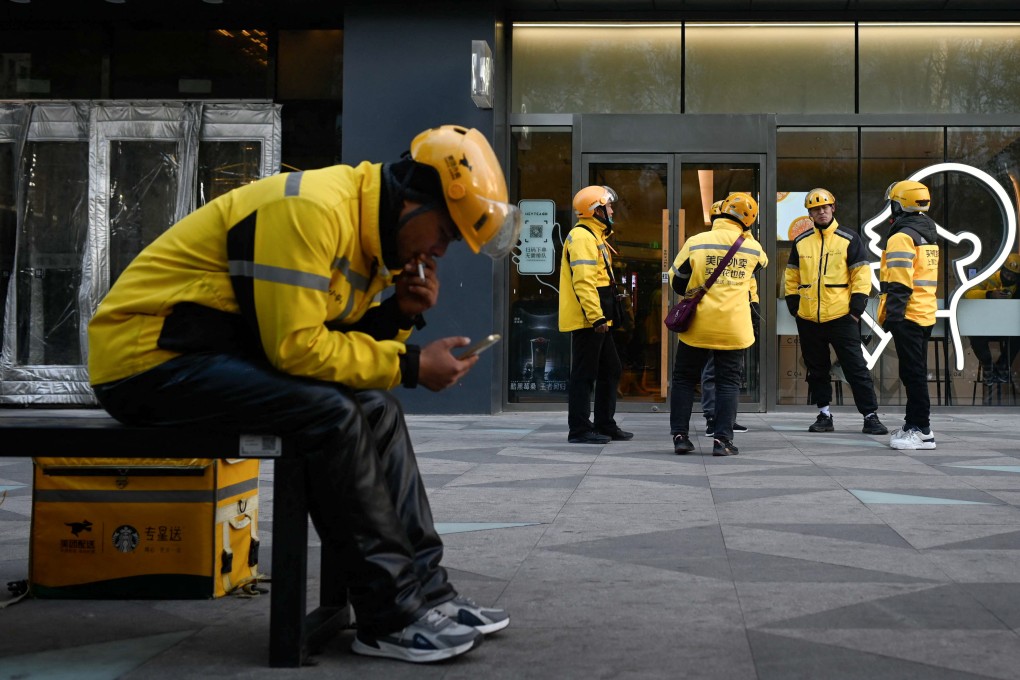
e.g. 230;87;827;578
2;0;1019;414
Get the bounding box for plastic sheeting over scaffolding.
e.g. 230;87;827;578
0;101;281;404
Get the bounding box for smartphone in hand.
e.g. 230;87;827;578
457;334;501;359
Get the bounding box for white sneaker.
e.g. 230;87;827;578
351;608;482;663
889;426;936;450
434;595;510;635
916;428;936;449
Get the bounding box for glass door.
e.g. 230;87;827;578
583;154;765;412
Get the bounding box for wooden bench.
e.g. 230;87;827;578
0;409;352;668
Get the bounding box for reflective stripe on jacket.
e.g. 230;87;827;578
784;219;872;323
878;219;940;327
558;217;613;331
89;161;411;388
668;219;767;349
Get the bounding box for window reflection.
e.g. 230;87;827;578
860;25;1020;114
511;26;682;114
685;24;854;114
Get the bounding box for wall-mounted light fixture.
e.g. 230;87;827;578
471;40;493;109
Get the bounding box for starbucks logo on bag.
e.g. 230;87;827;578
112;525;140;553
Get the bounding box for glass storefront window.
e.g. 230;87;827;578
507;127;572;403
277;30;343;100
591;161;669;404
685;24;854;114
860;24;1020;114
511;25;682;114
16;141;89;366
0;143;14;343
947;127;1020;403
776;127;860;405
197;141;264;205
0;30;104;99
108;140;181;284
111;29;268;99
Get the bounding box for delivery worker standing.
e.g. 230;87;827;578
879;180;940;450
785;188;888;435
559;185;633;444
668;192;767;457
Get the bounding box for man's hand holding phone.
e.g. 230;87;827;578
457;334;500;359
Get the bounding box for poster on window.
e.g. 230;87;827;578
777;191;811;241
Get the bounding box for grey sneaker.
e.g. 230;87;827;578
351;608;482;663
434;595;510;635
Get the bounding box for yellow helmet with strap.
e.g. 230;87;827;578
721;192;758;229
885;180;931;213
805;188;835;210
410;125;521;259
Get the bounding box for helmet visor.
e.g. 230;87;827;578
602;186;618;205
478;200;523;260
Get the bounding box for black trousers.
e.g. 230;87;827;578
670;341;743;441
567;328;622;436
889;320;933;430
970;336;1020;372
93;352;453;635
796;314;879;415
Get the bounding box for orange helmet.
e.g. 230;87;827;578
410;125;521;259
573;185;618;219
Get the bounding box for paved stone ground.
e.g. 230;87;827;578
2;407;1020;679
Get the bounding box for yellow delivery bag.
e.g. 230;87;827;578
30;457;260;599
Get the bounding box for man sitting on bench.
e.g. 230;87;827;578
87;125;517;664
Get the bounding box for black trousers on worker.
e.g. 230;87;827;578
93;351;453;635
796;314;879;415
888;320;933;430
670;341;743;442
970;336;1020;374
567;328;622;437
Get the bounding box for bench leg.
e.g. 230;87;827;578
268;457;353;667
269;457;310;667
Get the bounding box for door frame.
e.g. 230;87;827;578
573;113;776;412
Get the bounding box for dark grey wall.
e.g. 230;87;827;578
342;2;501;414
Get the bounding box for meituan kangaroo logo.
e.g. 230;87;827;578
65;520;93;536
859;162;1018;370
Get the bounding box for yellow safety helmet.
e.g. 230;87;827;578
410;125;522;259
573;185;618;219
1004;253;1020;274
710;199;724;217
805;188;835;210
721;192;758;229
885;180;931;213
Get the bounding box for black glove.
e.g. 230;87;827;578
785;295;799;317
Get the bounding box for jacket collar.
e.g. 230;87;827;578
576;216;609;238
710;218;745;235
814;218;840;236
358;162;393;283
